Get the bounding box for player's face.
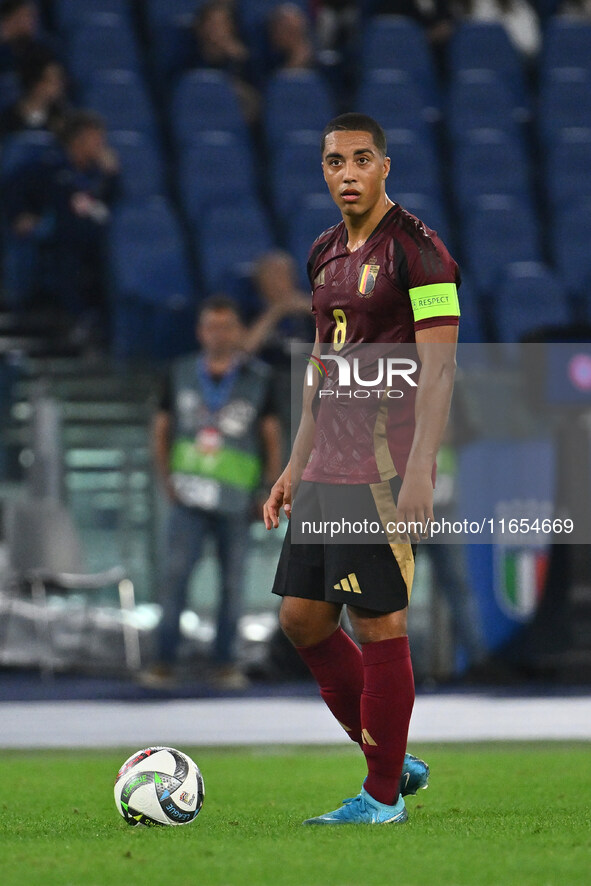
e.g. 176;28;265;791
322;130;390;218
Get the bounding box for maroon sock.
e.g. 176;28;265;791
295;627;364;744
360;636;415;806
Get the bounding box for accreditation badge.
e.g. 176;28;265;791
195;427;222;454
358;263;380;296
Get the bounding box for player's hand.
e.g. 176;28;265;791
263;466;292;530
396;470;434;542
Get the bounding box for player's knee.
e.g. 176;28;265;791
347;605;408;644
279;600;339;647
278;605;313;646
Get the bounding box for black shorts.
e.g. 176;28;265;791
271;479;416;614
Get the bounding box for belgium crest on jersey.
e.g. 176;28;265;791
357;262;379;296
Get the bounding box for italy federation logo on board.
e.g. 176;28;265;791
358;263;380;296
493;545;548;621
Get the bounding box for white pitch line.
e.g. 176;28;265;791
0;695;590;749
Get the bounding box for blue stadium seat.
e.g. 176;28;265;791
452;129;531;213
356;69;436;135
455;273;487;349
447;22;526;98
361;15;438;98
539;68;591;144
551;200;591;306
146;0;206;32
494;262;571;342
385;128;441;202
110;199;193;306
197;200;275;293
108;131;166;202
544;129;591;209
171;70;249;146
286;193;340;284
0;130;58;180
67;14;141;87
271;130;325;222
541;18;591;77
178;132;259;226
54;0;131;31
84;71;157;139
109;198;196;360
462;197;542;296
148;16;194;84
264;70;334;149
145;0;199;79
446;71;524;142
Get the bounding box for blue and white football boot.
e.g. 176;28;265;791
400;752;429;796
303;787;407;825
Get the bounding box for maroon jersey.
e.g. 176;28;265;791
302;203;461;485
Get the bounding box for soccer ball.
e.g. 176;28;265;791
114;746;204;827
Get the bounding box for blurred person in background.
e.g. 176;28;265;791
266;3;316;72
4;110;119;344
178;0;260;124
423;391;488;680
313;0;359;57
0;0;57;74
146;296;282;690
0;49;67;139
244;250;315;467
557;0;591;17
243;250;315;367
310;0;363;103
451;0;541;59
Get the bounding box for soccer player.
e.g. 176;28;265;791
263;113;460;824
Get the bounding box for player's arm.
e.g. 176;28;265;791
396;324;458;539
152;409;177;503
242;303;285;355
260;414;283;488
263;328;320;529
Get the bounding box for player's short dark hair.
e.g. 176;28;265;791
321;113;387;157
57;110;105;146
0;0;31;21
198;295;242;323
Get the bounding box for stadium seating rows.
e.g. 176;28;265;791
2;5;591;355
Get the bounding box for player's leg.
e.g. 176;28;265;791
272;481;366;741
303;604;418;825
279;595;365;743
347;604;415;807
280;596;428;797
303;531;424;824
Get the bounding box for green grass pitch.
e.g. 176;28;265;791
0;743;590;886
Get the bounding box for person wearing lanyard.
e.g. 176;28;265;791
145;296;282;689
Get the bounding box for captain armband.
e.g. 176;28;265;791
409;282;460;323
